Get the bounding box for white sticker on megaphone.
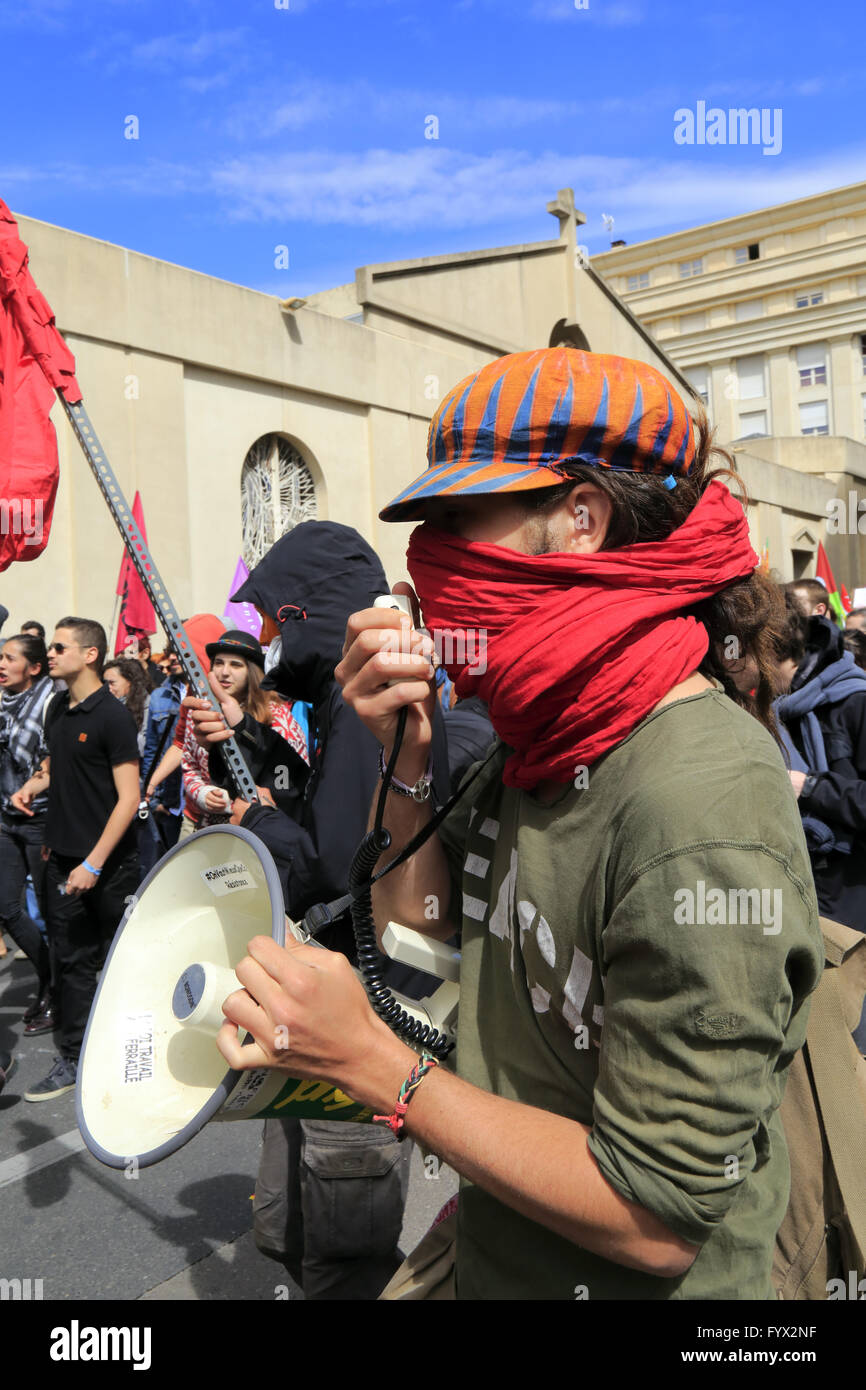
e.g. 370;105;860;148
200;861;254;896
121;1012;155;1085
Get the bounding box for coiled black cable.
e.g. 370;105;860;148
348;707;454;1059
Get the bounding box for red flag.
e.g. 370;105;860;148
0;199;81;572
115;491;156;654
815;542;849;625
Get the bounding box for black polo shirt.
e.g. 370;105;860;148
44;684;140;860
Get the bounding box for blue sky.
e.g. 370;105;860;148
2;0;862;297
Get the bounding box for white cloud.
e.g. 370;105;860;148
8;143;866;256
527;0;647;23
224;79;586;140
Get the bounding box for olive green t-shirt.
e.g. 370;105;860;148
437;687;824;1300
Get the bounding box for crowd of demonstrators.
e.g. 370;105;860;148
138;646;185;879
0;633;55;1028
10;618;141;1101
123;631;165;692
211;349;826;1302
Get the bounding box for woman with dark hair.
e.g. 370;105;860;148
181;631;306;829
104;657;150;755
0;633;55;1025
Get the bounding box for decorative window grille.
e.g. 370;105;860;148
240;434;318;571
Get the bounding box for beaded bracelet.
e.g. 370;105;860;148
373;1052;440;1140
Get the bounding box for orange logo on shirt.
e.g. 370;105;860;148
78;732;87;742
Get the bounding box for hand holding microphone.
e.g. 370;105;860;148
335;583;437;786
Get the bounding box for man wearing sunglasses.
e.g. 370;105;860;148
11;617;141;1101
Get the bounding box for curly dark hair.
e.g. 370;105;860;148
520;402;786;740
103;657;149;731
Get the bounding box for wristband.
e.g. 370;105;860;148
373;1052;439;1140
378;746;433;802
83;859;102;877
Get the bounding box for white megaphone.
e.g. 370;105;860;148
77;825;459;1170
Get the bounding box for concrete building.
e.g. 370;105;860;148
593;180;866;595
3;186;863;638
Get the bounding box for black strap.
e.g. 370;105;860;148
303;744;499;934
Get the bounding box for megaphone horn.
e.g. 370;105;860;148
77;825;457;1169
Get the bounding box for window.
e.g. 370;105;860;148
679;258;703;278
736;354;766;400
679;310;706;333
795;288;824;309
738;411;768;438
862;393;866;434
687;366;710;408
799;401;829;436
626;272;650;291
861;334;866;375
734;243;760;264
796;343;827;389
240;434;318;571
735;299;763;321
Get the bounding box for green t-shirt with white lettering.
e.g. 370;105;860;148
437;687;823;1300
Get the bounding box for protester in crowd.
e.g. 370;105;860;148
11;616;140;1101
843;627;866;671
215;350;824;1301
0;632;55;1028
180;630;300;834
188;522;449;1300
772;595;866;1048
845;606;866;634
124;631;165;692
786;577;830;619
138;645;185;879
20;621;46;641
146;616;225;840
104;657;151;756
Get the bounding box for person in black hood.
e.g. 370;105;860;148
187;521;448;1299
199;521;449;944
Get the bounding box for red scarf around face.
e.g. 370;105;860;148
406;480;758;789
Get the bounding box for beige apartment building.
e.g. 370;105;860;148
3;185;864;636
593;180;866;448
593;181;866;596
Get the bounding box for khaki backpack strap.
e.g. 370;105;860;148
807;927;866;1271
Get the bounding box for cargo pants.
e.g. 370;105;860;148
253;1116;412;1300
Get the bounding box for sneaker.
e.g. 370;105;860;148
0;1051;15;1095
13;949;28;962
24;1055;77;1102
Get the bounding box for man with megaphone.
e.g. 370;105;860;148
216;349;823;1301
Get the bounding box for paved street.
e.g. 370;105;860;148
0;952;457;1301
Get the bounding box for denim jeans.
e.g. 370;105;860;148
45;848;140;1060
0;818;50;992
253;1117;412;1300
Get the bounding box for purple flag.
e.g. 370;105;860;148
223;557;262;638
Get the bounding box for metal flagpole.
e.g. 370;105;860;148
60;396;260;805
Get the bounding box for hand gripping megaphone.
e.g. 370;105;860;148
77;825;459;1170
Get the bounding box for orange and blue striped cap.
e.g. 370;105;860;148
379;348;697;522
